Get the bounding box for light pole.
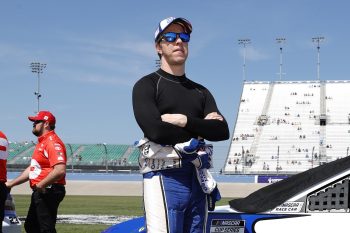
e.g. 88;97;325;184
311;146;315;168
102;143;108;173
238;38;251;81
241;146;245;174
30;62;46;113
276;38;286;80
312;37;325;81
276;146;280;175
67;144;74;172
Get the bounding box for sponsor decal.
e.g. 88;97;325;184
271;202;304;213
142;145;150;156
58;156;64;161
29;159;41;179
210;219;245;233
44;150;49;158
257;175;289;183
0;145;6;151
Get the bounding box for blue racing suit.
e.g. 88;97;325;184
138;138;220;233
143;164;207;233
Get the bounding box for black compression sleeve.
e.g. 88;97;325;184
184;89;229;141
133;70;230;144
132;77;192;145
185;116;229;141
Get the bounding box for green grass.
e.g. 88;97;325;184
13;195;233;232
13;195;145;216
17;224;108;233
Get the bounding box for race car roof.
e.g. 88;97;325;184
229;156;350;213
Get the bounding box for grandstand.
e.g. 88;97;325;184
7;142;140;172
9;80;350;175
7;142;35;165
224;80;350;175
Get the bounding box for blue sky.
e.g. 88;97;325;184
1;0;350;169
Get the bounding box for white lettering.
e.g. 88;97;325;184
221;220;241;226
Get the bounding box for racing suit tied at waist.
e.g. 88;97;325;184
135;138;218;195
135;138;182;174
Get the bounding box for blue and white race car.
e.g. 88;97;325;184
103;156;350;233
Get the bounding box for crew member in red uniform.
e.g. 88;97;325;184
6;111;66;233
0;131;9;233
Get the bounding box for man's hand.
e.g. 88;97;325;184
5;181;12;189
34;183;46;194
205;112;223;121
34;163;66;193
161;114;187;127
5;166;30;190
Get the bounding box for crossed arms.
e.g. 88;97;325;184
132;77;229;145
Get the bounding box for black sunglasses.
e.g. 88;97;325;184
33;120;44;125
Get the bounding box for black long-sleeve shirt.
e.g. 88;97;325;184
132;69;229;145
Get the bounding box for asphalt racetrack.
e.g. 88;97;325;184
8;172;267;198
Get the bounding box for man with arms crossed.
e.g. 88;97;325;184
133;17;229;233
6;111;66;233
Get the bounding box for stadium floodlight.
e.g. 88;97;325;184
312;37;325;81
30;62;46;113
276;38;286;80
238;38;251;81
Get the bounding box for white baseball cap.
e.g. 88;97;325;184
154;17;192;42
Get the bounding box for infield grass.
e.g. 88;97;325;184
13;195;232;233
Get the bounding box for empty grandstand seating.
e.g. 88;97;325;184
7;142;35;165
8;142;140;169
70;144;130;166
74;145;104;165
127;148;140;165
65;144;81;157
8;142;34;158
224;80;350;175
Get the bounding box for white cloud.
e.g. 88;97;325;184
51;32;157;86
115;41;155;58
0;43;32;64
64;34;156;58
240;47;270;61
74;73;135;87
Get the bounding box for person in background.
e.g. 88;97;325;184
6;111;66;233
0;131;9;233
